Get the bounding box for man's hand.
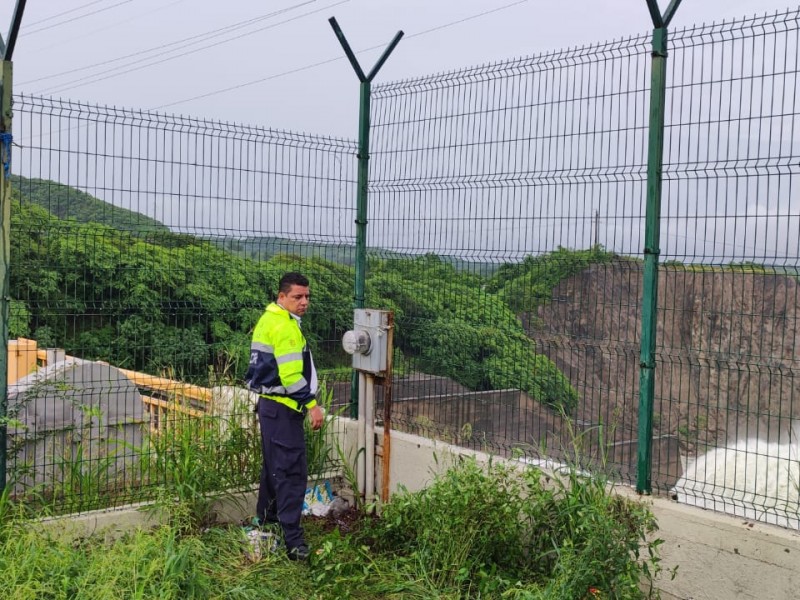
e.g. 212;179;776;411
308;405;324;430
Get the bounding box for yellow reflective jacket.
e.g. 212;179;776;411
244;303;318;412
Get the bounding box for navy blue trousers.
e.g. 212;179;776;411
256;397;307;550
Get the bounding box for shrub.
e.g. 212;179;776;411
363;457;668;599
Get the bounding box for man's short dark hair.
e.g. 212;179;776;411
279;272;309;294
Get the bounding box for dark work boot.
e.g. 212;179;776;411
286;544;310;561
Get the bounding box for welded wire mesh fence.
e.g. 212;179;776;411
7;95;358;512
369;8;800;528
5;8;800;531
370;29;652;481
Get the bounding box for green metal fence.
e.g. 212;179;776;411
3;7;800;530
368;8;800;528
5;94;358;512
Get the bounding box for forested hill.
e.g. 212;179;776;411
10;174;498;274
11;175;169;233
10;196;580;413
12;174;792;449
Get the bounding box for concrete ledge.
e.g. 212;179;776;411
644;494;800;600
32;468;344;541
34;489;258;541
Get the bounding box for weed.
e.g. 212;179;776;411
334;429;364;510
0;454;667;599
363;457;666;599
305;381;341;484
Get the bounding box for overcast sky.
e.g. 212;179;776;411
1;0;790;138
4;0;799;266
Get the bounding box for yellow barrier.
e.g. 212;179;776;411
9;338;38;385
15;338;211;433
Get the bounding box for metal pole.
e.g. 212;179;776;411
357;371;366;500
380;311;394;503
637;25;668;495
328;17;403;419
636;0;683;494
0;0;27;497
3;0;27;62
364;373;375;504
349;78;371;419
0;60;12;496
354;80;370;312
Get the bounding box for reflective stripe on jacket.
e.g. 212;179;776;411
244;302;318;413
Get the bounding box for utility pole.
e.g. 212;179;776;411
0;0;28;497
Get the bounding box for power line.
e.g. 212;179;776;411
23;0;190;58
23;0;319;86
35;1;345;96
24;0;114;27
403;0;528;41
153;55;346;111
154;0;529;111
22;0;135;36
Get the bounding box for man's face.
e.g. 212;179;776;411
278;284;310;316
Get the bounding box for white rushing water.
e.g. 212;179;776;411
672;422;800;529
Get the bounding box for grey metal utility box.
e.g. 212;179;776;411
344;309;391;375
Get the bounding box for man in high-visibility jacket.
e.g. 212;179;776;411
245;272;324;561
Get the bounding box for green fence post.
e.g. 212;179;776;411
637;0;682;494
355;79;370;313
0;0;27;497
328;17;403;418
0;60;11;497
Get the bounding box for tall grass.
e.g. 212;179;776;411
0;455;668;599
5;381;342;519
3;378;668;599
352;458;670;599
304;382;342;484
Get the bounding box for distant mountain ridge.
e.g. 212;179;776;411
219;236;498;274
11;175;169;232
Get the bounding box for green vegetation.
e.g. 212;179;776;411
6;383;262;517
218;236;359;265
487;246;616;314
5;376;342;517
220;239;499;277
11;196;272;378
0;458;668;599
4;178;669;597
661;259;800;277
10;178;597;412
367;458;669;598
369;254;578;411
11;174;169;233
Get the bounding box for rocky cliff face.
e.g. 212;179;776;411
339;260;800;493
527;259;800;486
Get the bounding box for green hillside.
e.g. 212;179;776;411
486;246;617;314
218;236;358;265
11;174;169;233
11;196;579;412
